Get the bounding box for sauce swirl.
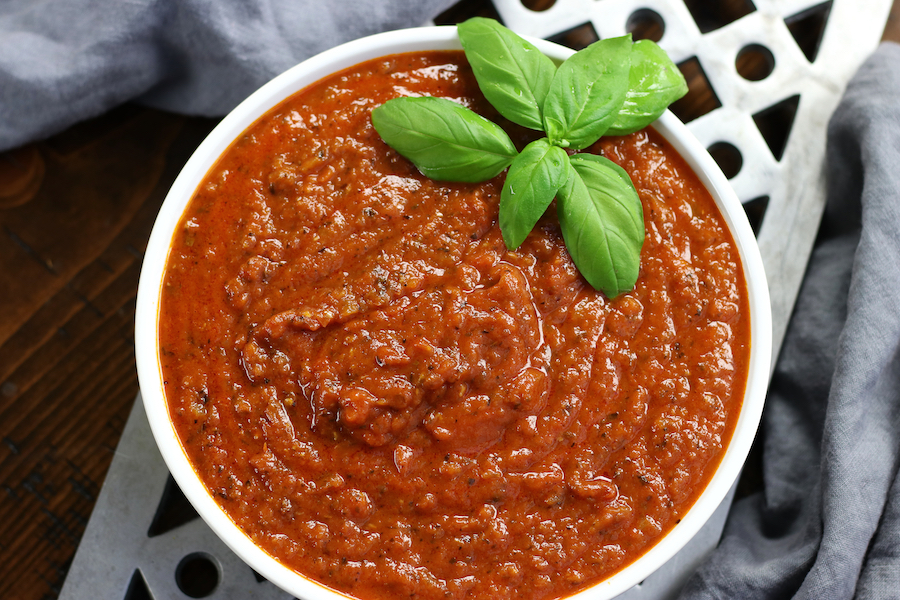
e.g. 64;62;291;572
160;50;750;600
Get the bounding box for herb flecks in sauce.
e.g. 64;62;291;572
161;51;749;600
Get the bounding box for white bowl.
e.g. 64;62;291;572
135;25;772;600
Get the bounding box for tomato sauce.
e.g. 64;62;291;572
159;51;750;600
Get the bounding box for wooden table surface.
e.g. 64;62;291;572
2;2;899;599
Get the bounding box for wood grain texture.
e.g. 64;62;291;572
885;0;900;41
0;107;216;600
0;1;896;598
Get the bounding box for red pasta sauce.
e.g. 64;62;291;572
159;50;750;600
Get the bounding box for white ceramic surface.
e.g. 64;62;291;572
135;26;772;600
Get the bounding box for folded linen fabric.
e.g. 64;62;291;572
680;41;900;600
0;0;456;152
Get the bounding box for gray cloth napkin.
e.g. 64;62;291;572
0;0;455;152
681;41;900;600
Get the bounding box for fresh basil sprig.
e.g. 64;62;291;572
457;17;557;131
558;154;644;297
371;96;517;182
605;39;690;136
500;138;569;249
541;35;632;150
370;18;687;298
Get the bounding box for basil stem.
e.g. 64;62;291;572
371;96;517;182
606;39;689;136
499;138;569;249
557;154;644;298
458;17;557;131
542;35;632;150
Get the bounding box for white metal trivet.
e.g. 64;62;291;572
60;1;894;599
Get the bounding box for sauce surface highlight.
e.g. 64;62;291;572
159;50;750;600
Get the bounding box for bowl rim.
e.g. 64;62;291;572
135;24;772;600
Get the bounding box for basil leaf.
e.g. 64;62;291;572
572;152;637;192
606;39;689;136
499;139;569;249
542;35;632;150
371;96;517;182
458;17;557;131
557;154;644;297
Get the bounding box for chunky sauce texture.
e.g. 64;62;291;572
160;51;750;600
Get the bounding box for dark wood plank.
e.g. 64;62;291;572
884;0;900;42
0;107;216;600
